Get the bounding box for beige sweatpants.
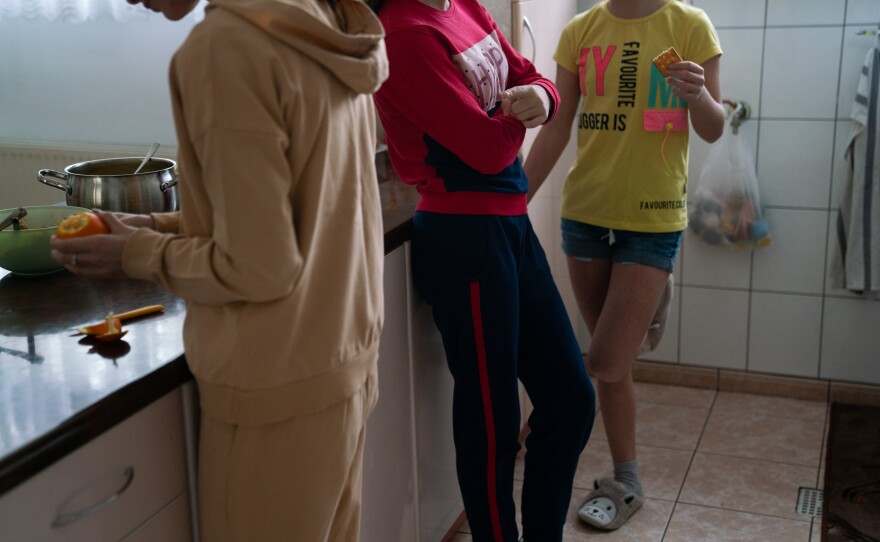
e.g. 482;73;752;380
197;373;378;542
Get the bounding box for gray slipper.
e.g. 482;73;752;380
577;478;645;530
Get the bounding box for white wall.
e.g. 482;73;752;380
530;0;880;386
0;7;200;147
674;0;880;384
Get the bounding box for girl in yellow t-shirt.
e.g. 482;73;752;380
524;0;724;531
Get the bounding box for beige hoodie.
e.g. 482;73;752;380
122;0;389;425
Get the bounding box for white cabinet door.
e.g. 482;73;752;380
0;388;189;542
409;246;462;542
361;246;419;542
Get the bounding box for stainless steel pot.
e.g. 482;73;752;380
37;157;179;214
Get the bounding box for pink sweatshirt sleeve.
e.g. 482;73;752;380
380;29;527;174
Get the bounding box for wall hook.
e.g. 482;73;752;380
722;99;750;134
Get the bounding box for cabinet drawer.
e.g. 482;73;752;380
123;491;192;542
0;388;188;541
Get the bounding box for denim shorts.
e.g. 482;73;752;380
560;218;683;272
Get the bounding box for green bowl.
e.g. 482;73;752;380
0;206;92;276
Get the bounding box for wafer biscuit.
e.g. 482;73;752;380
652;47;682;77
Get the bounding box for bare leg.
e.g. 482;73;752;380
567;257;669;465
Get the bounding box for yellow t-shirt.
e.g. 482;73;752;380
555;0;722;232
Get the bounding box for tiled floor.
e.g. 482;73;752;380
449;381;828;541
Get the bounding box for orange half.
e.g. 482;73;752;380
57;211;109;239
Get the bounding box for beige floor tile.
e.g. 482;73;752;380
592;402;710;451
663;503;812;542
634;381;717;409
713;391;828;422
698;410;824;466
636;446;694;502
810;519;822;542
679;453;817;520
563;488;674;542
571;438;612;491
504;380;835;541
570;438;692;501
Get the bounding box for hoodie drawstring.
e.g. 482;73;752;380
601;229;616;245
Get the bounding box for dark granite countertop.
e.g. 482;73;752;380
0;149;418;497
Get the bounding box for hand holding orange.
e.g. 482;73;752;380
56;211;110;239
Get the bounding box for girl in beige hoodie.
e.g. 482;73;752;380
51;0;389;539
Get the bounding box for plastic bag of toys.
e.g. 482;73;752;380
688;118;771;251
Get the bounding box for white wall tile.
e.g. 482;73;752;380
752;209;828;294
550;206;567;272
528;196;555;249
576;0;601;13
820;296;880;384
550;134;577;196
748;292;822;377
555;273;590;351
555;0;880;385
716;29;764;116
573;303;591;353
693;0;766;28
681;231;753;289
845;0;880;25
680;286;749;369
766;0;845;26
837;26;879;120
757;120;835;208
761;28;842;119
674;240;684;275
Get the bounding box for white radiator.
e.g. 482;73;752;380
0;140;176;209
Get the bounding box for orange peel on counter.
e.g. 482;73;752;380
94;314;127;343
76;304;165;336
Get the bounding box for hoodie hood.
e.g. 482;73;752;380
208;0;388;94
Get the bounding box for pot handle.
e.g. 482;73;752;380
159;177;179;193
37;169;72;195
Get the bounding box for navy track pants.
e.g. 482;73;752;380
411;211;596;542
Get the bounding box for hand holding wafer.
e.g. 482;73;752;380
652;47;683;78
653;47;708;102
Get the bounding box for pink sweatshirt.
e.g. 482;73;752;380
373;0;559;216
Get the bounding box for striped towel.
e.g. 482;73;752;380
831;43;880;295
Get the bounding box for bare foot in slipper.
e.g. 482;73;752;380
578;478;645;530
